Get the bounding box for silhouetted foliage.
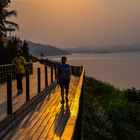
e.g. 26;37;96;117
83;77;140;140
124;87;140;102
0;37;30;64
0;3;19;38
0;2;22;64
22;40;30;61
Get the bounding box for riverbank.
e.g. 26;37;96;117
83;76;140;140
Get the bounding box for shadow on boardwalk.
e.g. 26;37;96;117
3;76;79;140
0;62;52;121
54;103;71;137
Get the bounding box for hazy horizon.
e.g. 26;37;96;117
10;0;140;48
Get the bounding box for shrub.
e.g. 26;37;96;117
124;87;140;102
83;77;140;140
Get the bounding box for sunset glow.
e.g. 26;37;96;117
11;0;140;48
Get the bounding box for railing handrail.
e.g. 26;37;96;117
61;66;85;140
0;62;32;67
0;64;14;67
0;62;33;84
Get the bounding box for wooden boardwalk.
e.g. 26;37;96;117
3;76;80;140
0;63;53;121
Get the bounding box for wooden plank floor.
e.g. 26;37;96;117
0;63;53;121
4;76;80;140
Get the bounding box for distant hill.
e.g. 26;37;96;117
66;44;140;54
28;41;69;57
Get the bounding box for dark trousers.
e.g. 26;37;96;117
16;74;24;91
59;79;70;99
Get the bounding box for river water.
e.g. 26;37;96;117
48;52;140;89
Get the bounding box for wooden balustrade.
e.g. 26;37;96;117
0;63;33;84
61;66;85;140
1;62;85;140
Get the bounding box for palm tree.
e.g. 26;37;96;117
0;4;19;38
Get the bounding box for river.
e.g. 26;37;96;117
48;52;140;89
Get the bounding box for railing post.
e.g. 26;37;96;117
30;63;33;74
26;71;30;101
37;68;41;93
7;73;12;115
54;64;57;80
51;64;53;83
45;65;48;87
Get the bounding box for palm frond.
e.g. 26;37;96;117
3;9;17;18
4;20;19;30
0;23;6;31
0;23;4;28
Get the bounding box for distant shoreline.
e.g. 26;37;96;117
66;49;140;55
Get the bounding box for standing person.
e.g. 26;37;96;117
58;56;72;104
12;49;27;95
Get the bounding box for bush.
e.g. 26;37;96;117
83;77;140;140
124;87;140;102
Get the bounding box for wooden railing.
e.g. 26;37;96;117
0;62;85;139
61;66;85;140
0;63;57;136
0;63;33;83
5;64;56;115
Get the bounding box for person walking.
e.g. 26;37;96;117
58;56;72;104
12;49;27;95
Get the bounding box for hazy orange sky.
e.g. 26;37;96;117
10;0;140;48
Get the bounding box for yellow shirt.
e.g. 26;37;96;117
12;56;27;74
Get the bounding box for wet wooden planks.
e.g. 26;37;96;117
0;63;52;121
4;76;80;140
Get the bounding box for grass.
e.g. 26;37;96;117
83;76;140;140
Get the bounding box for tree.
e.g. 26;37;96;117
22;40;30;61
0;3;19;45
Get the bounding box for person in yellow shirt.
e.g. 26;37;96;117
12;49;27;95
